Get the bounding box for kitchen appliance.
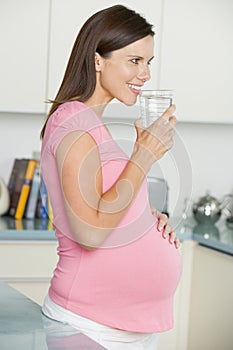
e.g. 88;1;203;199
147;176;169;215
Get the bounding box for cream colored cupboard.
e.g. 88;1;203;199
0;242;58;305
1;0;232;123
160;0;233;123
187;245;233;350
158;242;233;350
0;0;49;113
157;240;196;350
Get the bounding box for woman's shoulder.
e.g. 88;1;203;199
51;101;88;123
46;101;101;135
42;101;105;155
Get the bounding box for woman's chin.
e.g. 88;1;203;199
121;97;138;106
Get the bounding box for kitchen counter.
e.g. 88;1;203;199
172;215;233;255
0;281;106;349
0;217;56;241
0;215;232;255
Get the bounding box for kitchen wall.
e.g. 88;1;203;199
1;111;232;217
0;112;44;178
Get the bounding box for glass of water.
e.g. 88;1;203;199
139;90;173;127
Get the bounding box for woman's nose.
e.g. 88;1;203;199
138;65;151;82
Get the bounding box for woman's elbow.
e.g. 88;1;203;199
72;230;106;251
78;243;99;251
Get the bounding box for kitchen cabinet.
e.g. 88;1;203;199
187;245;233;350
47;0;163;115
159;0;233;123
157;240;196;350
0;242;58;305
0;0;49;113
1;0;232;123
158;241;233;350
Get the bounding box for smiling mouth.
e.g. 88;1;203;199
127;83;143;94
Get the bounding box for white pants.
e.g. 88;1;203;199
42;295;158;350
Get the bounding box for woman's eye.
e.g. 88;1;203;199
130;58;140;64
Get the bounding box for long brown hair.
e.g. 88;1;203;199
40;4;154;138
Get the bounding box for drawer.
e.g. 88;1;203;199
0;242;58;278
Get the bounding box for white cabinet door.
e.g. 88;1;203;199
188;245;233;349
160;0;233;123
0;0;49;113
0;242;58;305
47;0;163;115
157;241;196;350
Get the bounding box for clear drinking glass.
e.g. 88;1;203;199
139;90;173;127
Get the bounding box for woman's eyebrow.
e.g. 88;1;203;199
127;55;155;61
127;55;143;59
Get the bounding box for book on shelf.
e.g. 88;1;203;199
7;158;20;199
47;197;54;230
8;158;29;217
15;159;37;220
7;157;54;224
24;162;41;219
35;178;54;228
38;176;49;219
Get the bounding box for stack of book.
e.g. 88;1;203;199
7;158;53;222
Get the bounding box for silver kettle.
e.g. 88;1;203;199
192;193;232;224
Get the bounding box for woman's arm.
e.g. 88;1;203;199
56;106;176;250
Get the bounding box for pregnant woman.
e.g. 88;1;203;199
40;5;182;349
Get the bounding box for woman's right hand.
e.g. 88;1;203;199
134;104;177;164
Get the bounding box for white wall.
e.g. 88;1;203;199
172;122;233;217
0;112;44;180
1;112;232;218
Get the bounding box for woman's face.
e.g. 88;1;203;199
95;35;154;106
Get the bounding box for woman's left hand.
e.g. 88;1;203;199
151;208;180;249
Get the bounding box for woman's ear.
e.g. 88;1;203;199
95;52;102;72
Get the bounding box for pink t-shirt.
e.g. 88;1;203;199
41;101;182;333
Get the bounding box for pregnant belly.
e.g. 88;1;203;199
75;226;182;305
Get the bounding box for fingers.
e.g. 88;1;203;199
168;115;177;127
159;104;177;127
163;229;180;249
134;118;143;129
161;104;176;119
174;236;180;249
151;207;158;216
157;213;168;231
157;214;180;249
133;104;177;162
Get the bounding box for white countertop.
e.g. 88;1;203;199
0;281;106;349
